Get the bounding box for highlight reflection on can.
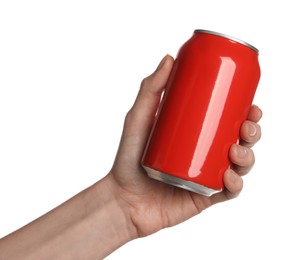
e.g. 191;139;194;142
141;29;260;196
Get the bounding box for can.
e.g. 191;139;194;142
141;29;260;196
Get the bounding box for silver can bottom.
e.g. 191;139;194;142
143;166;222;197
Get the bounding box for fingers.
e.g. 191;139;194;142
229;144;255;176
211;139;258;204
239;120;261;148
247;105;262;123
231;104;262;173
210;169;243;204
210;105;262;205
240;105;262;147
223;169;243;199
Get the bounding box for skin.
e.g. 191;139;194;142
0;55;262;259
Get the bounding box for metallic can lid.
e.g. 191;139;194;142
194;29;259;53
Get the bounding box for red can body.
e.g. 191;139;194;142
141;30;260;196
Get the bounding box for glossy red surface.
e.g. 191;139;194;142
142;31;260;192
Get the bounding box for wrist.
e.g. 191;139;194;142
92;173;138;256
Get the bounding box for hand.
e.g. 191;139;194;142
0;55;262;260
108;55;262;238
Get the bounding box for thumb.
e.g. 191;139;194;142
125;55;174;137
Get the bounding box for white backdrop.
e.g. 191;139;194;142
0;1;300;259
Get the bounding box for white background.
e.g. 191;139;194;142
0;1;300;259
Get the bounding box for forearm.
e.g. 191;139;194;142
0;174;136;260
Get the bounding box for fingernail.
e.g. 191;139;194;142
237;146;247;158
249;123;257;137
156;55;169;71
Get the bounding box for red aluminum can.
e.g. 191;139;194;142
141;30;260;196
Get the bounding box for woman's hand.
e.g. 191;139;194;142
109;54;262;238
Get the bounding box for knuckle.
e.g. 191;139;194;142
124;109;135;127
140;76;151;90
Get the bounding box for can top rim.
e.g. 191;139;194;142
194;29;259;53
